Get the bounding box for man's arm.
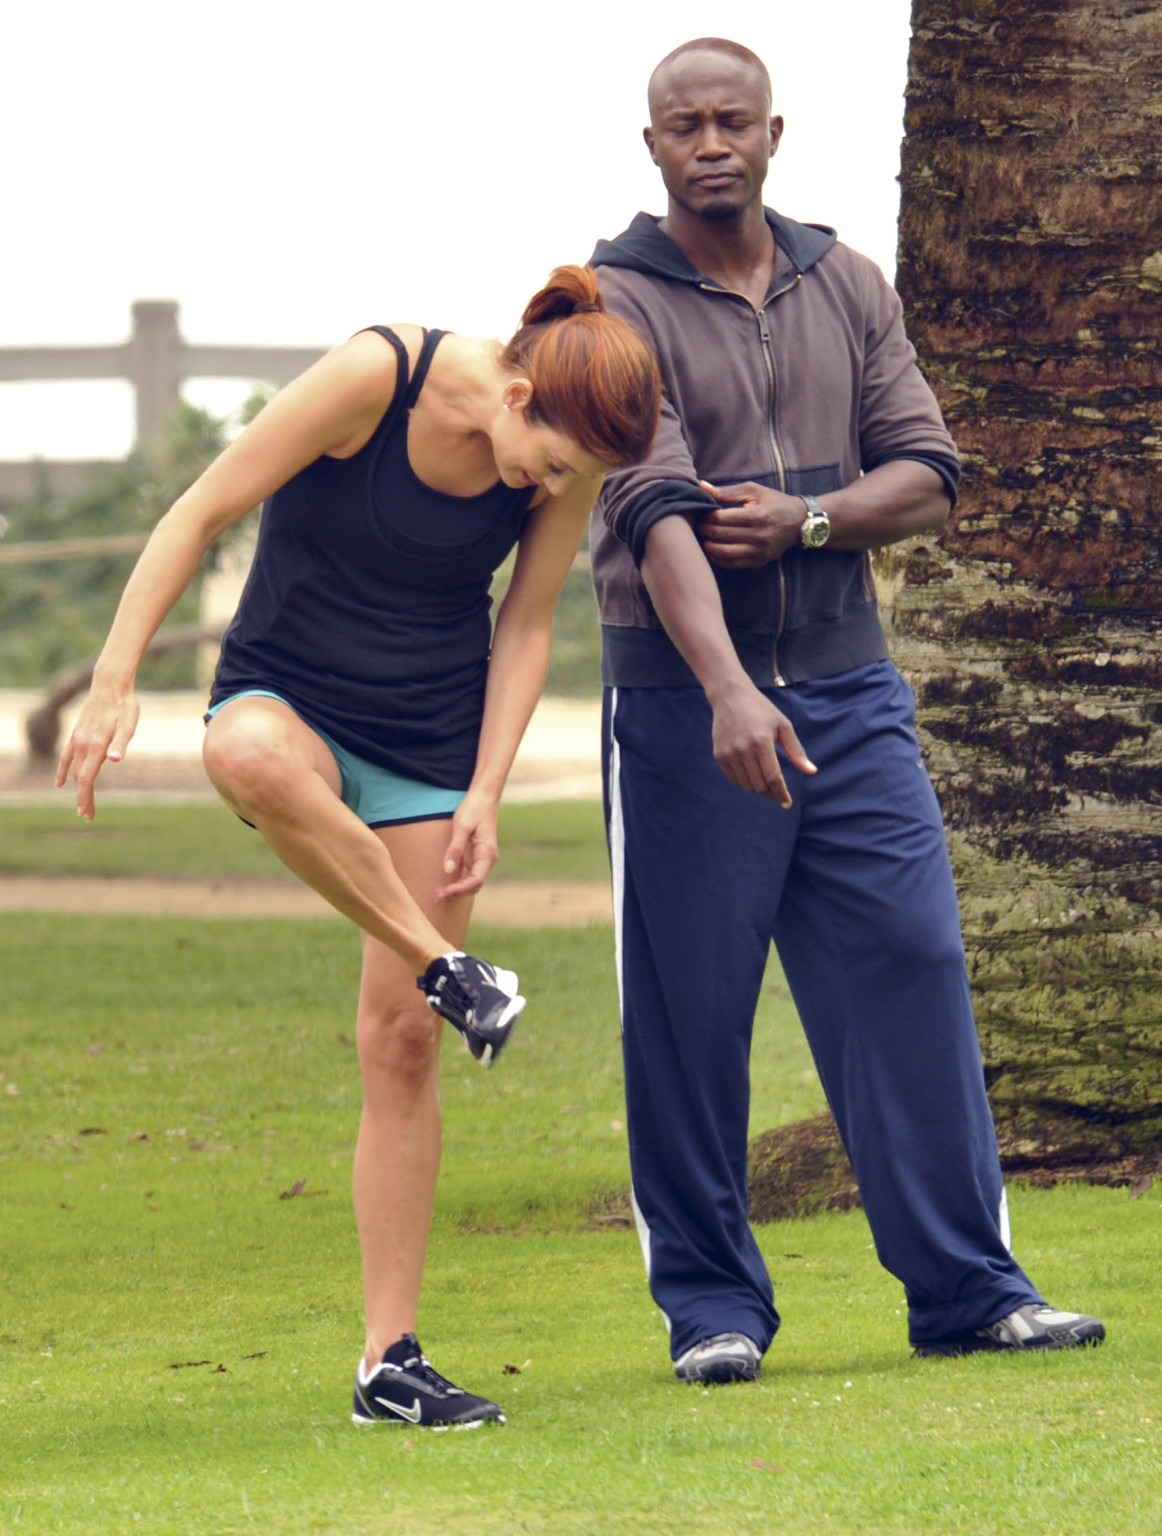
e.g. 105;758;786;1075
698;254;957;569
695;459;950;569
640;517;815;805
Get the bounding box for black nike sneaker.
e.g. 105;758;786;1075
914;1303;1106;1357
352;1333;505;1429
416;951;525;1066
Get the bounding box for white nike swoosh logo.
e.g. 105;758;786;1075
373;1394;422;1423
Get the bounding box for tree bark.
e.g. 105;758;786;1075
748;0;1162;1219
886;0;1162;1160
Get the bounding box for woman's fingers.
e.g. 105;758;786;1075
57;698;140;819
435;816;497;900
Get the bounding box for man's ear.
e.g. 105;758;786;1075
644;125;658;165
769;115;784;159
502;376;534;412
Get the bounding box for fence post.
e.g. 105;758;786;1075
128;300;183;444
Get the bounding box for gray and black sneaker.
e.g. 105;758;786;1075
417;951;525;1067
674;1331;763;1384
914;1303;1106;1358
352;1333;505;1429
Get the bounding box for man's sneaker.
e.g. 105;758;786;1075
416;951;525;1066
352;1333;505;1429
914;1303;1106;1358
674;1331;763;1384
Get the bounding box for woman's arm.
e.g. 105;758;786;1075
58;333;402;819
436;476;601;899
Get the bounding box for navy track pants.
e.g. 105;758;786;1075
602;662;1041;1356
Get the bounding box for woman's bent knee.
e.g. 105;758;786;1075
203;718;309;818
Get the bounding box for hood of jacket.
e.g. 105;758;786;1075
590;208;838;287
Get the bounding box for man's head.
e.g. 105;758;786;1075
645;39;781;224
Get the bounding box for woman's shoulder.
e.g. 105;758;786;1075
332;323;424;385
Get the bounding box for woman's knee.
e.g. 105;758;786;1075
358;999;441;1092
203;716;305;816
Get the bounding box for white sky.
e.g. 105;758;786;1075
1;0;913;459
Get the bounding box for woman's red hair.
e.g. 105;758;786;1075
501;266;661;468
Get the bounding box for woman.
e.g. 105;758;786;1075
57;265;661;1429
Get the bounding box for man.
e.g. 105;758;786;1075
589;37;1105;1383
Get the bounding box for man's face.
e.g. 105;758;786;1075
645;50;781;222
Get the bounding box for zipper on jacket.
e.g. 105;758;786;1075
698;275;801;688
755;300;795;687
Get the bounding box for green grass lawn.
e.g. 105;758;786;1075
0;808;1158;1534
0;800;609;884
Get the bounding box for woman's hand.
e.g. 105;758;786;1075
435;790;500;900
56;683;141;821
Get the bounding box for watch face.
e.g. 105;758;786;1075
802;517;830;548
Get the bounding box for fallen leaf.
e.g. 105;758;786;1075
280;1180;306;1200
78;1126;108;1136
750;1458;786;1473
1129;1175;1153;1199
502;1363;522;1375
167;1360;212;1370
129;1131;150;1142
59;1203;76;1211
782;1253;804;1260
213;1363;227;1374
241;1352;268;1360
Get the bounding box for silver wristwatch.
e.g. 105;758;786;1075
799;494;831;549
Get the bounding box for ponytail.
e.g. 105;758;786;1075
501;265;661;468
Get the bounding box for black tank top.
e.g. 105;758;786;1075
209;328;537;788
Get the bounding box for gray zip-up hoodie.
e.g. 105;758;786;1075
589;209;961;688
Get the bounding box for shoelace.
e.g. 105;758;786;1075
398;1352;464;1396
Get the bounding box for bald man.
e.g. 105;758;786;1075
588;38;1104;1383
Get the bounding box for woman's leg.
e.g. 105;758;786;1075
352;818;473;1369
203;696;453;974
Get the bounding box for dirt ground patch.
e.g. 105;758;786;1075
0;873;612;926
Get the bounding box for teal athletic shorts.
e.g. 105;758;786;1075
205;689;466;829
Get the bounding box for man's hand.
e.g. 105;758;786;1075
696;480;805;568
709;680;816;805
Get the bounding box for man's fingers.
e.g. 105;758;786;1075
777;722;818;776
752;740;792;807
699;479;760;505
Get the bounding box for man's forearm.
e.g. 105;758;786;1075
698;459;952;570
639;516;751;704
815;460;951;551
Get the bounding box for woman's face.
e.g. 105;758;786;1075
493;389;610;497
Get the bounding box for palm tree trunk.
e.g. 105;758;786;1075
885;0;1162;1162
